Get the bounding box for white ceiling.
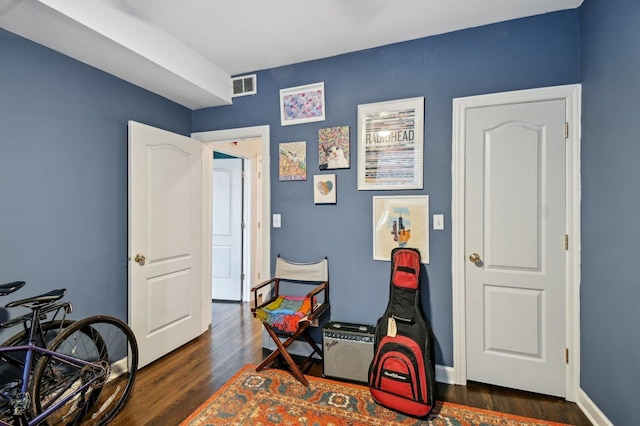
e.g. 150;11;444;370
0;0;583;110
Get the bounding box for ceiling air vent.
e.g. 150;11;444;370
232;74;257;97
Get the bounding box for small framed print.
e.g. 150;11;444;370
280;82;326;126
373;195;429;263
318;126;350;170
279;141;307;181
313;174;336;204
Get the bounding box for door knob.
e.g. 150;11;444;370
469;253;481;264
134;254;146;264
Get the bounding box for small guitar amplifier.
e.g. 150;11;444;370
322;321;376;383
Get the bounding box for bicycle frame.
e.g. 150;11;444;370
0;341;107;425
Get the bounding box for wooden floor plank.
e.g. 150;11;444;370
111;302;592;425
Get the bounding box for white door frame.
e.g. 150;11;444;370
451;84;581;401
192;126;271;330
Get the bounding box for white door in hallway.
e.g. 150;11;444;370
212;157;243;301
128;121;204;368
465;99;567;397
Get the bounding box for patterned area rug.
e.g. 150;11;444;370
180;364;570;426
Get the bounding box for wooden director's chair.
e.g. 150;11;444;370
251;255;329;386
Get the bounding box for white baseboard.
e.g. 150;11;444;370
430;364;614;426
431;364;613;425
577;388;613;426
435;364;455;384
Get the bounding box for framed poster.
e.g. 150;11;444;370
373;195;429;263
357;97;424;190
280;82;326;126
313;174;337;204
278;141;307;181
318;126;350;170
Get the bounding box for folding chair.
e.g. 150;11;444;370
251;255;329;386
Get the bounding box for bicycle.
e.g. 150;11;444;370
0;286;138;425
0;281;75;349
0;282;76;419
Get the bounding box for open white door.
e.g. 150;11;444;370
128;121;204;368
212;158;243;301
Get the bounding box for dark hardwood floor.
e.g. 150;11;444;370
111;302;592;425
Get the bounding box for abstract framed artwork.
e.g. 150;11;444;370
318;126;350;170
372;195;429;263
313;174;337;204
357;97;425;190
280;82;326;126
278;141;307;181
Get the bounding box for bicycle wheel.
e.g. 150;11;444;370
0;319;76;422
30;315;138;426
1;319;75;375
1;319;75;347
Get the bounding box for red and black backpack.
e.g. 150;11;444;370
368;247;436;418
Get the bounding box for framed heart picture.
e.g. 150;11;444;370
313;174;336;204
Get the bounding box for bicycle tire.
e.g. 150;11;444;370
30;315;138;426
1;319;76;347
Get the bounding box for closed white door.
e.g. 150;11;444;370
128;121;203;368
212;158;243;301
465;100;567;397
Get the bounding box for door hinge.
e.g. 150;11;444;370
241;222;245;230
564;234;569;251
242;170;246;178
258;221;261;230
565;347;569;364
241;273;245;281
564;122;569;139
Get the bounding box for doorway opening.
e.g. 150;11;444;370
192;125;271;307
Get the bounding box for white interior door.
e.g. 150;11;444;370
464;100;567;397
128;121;203;368
212;157;243;301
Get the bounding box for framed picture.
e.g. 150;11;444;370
280;82;326;126
373;195;429;263
278;141;307;181
357;97;425;190
318;126;350;170
313;174;337;204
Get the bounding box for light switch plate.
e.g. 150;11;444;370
273;214;281;228
433;214;444;230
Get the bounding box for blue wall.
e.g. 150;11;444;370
193;10;581;368
0;29;191;329
580;1;640;424
4;4;637;422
